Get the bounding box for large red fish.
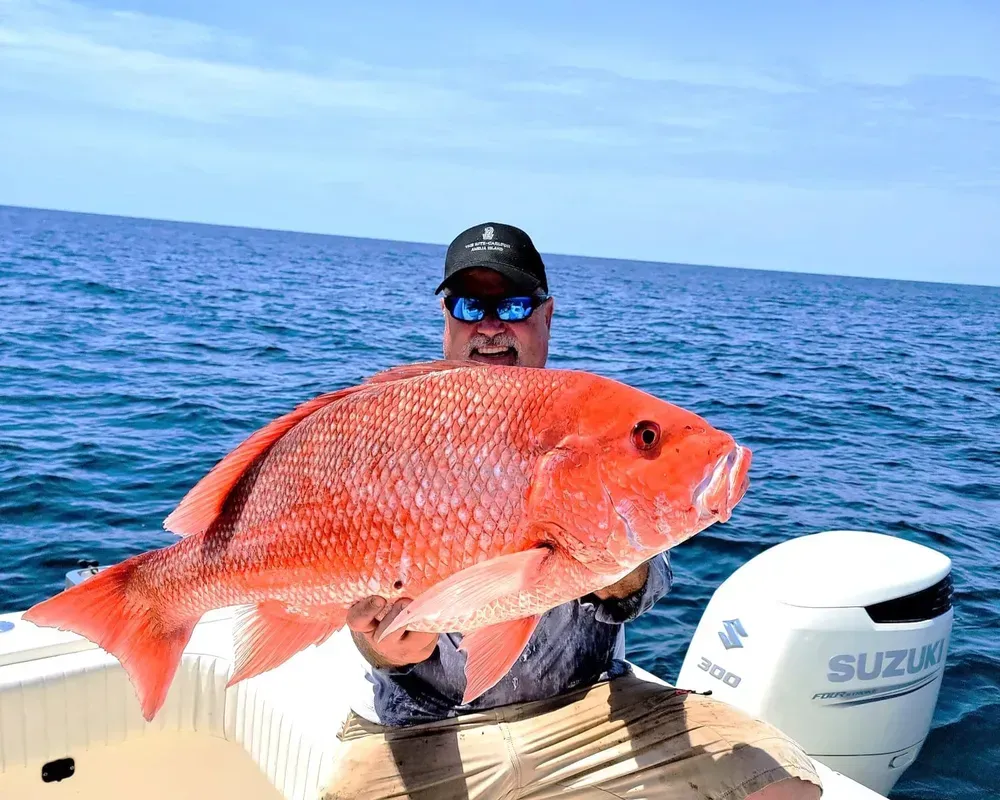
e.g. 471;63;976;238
23;361;751;721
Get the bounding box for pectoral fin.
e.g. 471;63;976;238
376;547;552;641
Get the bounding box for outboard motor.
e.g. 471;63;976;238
676;530;953;796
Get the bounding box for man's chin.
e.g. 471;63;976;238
469;349;519;367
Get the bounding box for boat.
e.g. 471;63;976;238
0;529;952;799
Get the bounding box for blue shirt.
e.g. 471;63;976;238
360;553;673;727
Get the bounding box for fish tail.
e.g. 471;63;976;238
22;554;196;722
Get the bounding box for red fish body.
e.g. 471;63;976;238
23;361;751;721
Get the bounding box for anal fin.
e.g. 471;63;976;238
459;615;541;704
227;601;347;687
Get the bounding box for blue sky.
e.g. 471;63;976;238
1;0;998;286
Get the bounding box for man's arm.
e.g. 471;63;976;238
584;553;673;624
593;562;651;600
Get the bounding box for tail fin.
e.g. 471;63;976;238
21;557;196;722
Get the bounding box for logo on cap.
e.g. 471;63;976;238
482;226;494;241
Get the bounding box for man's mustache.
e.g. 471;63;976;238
465;334;519;355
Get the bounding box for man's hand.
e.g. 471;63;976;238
346;596;438;670
592;562;649;600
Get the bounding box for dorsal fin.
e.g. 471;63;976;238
163;386;363;537
363;359;484;385
163;360;490;538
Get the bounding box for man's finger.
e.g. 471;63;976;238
346;596;387;634
374;599;412;643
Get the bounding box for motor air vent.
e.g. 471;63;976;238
865;573;953;624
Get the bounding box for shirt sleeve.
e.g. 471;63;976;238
585;552;674;625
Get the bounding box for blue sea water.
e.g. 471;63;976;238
1;204;998;798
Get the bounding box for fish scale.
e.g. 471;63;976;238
22;360;751;720
140;367;560;617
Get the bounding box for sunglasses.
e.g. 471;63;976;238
445;294;548;323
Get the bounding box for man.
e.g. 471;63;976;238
324;223;822;800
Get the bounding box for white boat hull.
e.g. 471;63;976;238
0;605;884;799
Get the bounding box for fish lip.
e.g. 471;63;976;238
693;445;751;522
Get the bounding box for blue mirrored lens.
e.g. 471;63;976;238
452;297;485;321
496;297;534;321
447;295;541;322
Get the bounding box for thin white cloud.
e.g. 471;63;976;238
493;31;810;95
0;0;459;122
501;79;591;96
2;0;245;54
1;0;997;195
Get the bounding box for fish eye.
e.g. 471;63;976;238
631;420;660;451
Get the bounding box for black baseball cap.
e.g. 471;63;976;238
435;222;548;295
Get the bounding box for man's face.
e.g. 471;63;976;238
441;268;554;368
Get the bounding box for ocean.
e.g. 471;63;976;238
1;204;997;799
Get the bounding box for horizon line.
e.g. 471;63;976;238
2;202;997;291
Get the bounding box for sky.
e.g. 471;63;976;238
1;0;998;287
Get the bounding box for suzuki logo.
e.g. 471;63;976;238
827;638;946;682
719;619;748;650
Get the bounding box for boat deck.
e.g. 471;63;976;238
1;731;284;799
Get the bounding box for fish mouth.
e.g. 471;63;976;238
692;444;752;523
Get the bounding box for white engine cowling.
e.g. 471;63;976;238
676;530;953;797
